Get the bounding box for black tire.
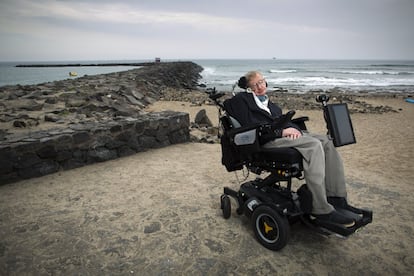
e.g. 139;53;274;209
251;205;290;251
220;194;231;219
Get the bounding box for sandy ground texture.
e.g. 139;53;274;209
1;96;414;275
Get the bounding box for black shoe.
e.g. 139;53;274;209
328;197;362;214
327;196;348;208
311;210;355;228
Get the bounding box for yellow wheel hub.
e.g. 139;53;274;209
264;221;273;234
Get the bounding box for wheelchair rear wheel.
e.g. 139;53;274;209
220;194;231;219
252;205;290;251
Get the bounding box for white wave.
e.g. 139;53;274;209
211;79;240;85
267;76;414;87
339;70;404;75
269;69;297;73
201;67;216;77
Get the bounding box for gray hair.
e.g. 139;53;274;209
244;71;263;87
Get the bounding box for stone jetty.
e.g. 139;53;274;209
0;62;203;184
15;62;158;67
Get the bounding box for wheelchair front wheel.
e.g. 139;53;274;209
252;205;290;251
220;194;231;219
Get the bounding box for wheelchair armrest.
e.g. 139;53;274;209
226;123;262;143
223;124;262;157
224;110;309;147
292;116;309;131
226;121;282;150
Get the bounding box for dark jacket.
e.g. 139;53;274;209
224;92;299;142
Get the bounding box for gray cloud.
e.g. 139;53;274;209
0;0;412;61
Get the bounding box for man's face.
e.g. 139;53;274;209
248;74;267;96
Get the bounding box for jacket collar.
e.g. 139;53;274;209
242;92;275;118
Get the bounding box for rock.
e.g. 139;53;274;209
9;99;44;111
144;96;156;105
131;90;144;100
44;114;61;122
87;147;117;162
13;117;39;128
190;128;219;144
0;129;8;141
194;109;213;127
66;98;85;107
124;95;145;108
0;159;13;174
144;222;161;234
45;97;58;104
37;145;58;158
13;120;26;128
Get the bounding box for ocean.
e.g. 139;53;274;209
1;59;414;94
196;59;414;93
0;61;140;87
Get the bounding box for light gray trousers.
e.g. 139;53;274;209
263;133;347;214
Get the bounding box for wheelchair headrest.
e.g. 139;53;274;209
238;76;248;89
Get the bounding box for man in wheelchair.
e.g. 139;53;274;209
230;71;354;227
214;71;372;250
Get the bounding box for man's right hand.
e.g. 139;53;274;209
282;127;302;140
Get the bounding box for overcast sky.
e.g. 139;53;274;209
0;0;413;61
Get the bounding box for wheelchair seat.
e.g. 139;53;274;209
220;112;305;178
254;147;303;165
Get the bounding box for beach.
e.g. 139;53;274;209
1;93;413;275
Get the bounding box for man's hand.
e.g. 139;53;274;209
282;127;302;140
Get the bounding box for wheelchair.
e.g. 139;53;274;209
208;89;373;251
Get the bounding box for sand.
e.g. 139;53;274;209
0;96;413;275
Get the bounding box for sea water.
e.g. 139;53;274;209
0;61;141;87
1;59;414;93
196;59;414;93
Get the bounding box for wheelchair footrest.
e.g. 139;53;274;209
336;207;373;230
310;207;372;237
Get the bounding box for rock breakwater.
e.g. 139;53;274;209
0;62;203;184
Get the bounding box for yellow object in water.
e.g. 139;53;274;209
69;71;78;77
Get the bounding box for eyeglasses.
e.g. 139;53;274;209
251;78;266;88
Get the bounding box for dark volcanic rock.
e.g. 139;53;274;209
0;62;201;184
0;61;203;133
194;109;213;127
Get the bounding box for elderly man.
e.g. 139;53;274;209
226;71;355;227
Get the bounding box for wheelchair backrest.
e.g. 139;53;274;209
219;112;261;172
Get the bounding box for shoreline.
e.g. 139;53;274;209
2;59;413;95
207;85;414;97
1;74;412;142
